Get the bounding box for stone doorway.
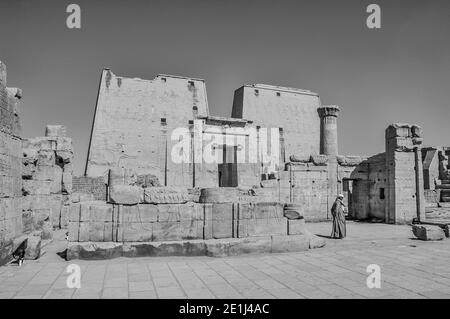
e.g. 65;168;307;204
218;145;238;187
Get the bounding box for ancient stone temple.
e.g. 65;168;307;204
0;62;440;263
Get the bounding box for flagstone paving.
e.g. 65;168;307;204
2;221;450;299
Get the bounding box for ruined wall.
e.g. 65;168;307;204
0;61;23;265
85;69;209;183
348;153;386;221
385;124;425;224
232;84;321;158
21;125;74;234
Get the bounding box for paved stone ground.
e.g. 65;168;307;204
2;221;450;299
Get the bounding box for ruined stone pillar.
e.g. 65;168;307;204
317;105;340;156
385;124;425;224
414;146;426;222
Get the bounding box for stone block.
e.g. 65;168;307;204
412;225;445;241
210;203;234;239
23;137;57;152
37;150;55;166
22;162;36;178
55;150;73;165
136;174;161;187
287;218;307;235
271;234;310;253
22;148;38;165
32;165;57;181
22;180;51;195
123;241;206;258
62;171;72;194
119;204;158;223
155;203;204;222
109;185;143;205
71;192;95;203
55;137;73;152
238;202;284;219
24;235;41;260
143;187;191;204
238;217;287;238
68;221;79;241
45;125;67;137
119;222;153;242
67;242;123;260
151;220;204;242
58;205;70;229
79;201;114;222
199;187;239;203
310;155;328;166
78;221;113;242
309;234;326;249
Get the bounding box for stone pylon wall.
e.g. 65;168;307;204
85;69;209;182
0;61;24;265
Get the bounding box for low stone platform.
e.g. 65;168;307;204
66;233;325;260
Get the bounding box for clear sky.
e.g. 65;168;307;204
1;0;449;174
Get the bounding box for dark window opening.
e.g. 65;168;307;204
379;188;385;200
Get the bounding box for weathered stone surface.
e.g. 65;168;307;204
136;174;161;187
284;210;302;219
151;220;204;241
66;234;321;260
209;203;234;239
72;176;106;201
337;155;363;167
123;241;206;257
67;242;123;260
72;201;114;222
308;234;326;249
199;187;239;203
143;187;191;204
412;224;445;241
36;150;56;166
24;235;41;260
108;167;137;187
238;202;284;219
45;125;66;137
289;155;312;163
71;192;95;203
310;155;329;166
22;180;51;195
237;217;287;238
109;185;143;205
287;218;307;235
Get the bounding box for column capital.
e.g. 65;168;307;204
317;105;340;118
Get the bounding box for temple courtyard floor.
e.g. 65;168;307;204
2;221;450;299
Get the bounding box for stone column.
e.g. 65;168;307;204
317;105;340;156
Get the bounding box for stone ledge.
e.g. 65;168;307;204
66;234;325;260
